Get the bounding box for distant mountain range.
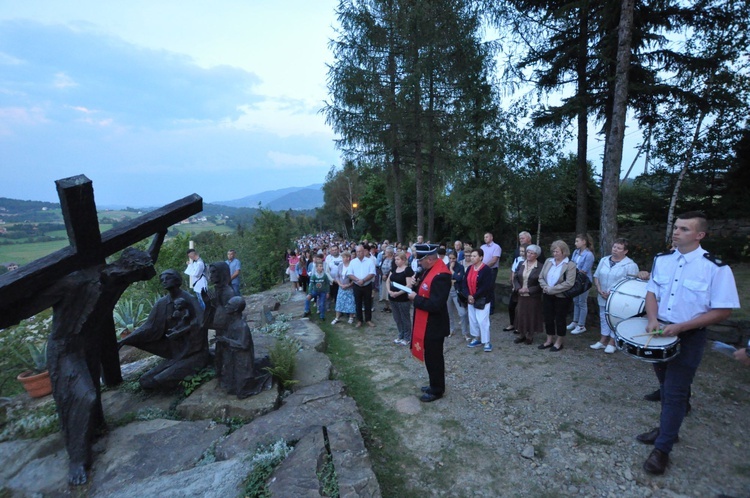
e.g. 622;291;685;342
212;184;324;210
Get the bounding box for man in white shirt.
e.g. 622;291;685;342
637;211;740;475
349;244;376;328
325;245;343;310
480;232;502;314
184;249;207;309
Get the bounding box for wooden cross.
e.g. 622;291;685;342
0;174;202;383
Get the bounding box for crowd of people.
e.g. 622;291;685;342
287;211;743;477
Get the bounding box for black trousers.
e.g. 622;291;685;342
489;267;498;314
508;293;518;325
542;294;572;337
353;283;373;323
424;337;446;395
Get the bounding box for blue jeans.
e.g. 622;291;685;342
231;281;241;297
572;292;588;325
305;292;327;318
653;328;707;454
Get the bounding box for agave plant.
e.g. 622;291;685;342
113;298;151;338
11;341;48;374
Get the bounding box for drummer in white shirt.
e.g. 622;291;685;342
637;211;740;475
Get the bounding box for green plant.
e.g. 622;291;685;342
242;439;294;497
265;339;300;390
11;341;48;374
318;452;339;497
113;297;151;337
180;367;216;397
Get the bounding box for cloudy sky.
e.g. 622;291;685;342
0;1;340;206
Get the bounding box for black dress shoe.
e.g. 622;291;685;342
421;386;432;393
503;325;515;332
420;392;442;402
643;448;669;475
636;427;679;445
538;343;553;350
513;337;526;344
550;345;564;352
644;389;661;402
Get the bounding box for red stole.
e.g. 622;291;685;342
411;259;451;362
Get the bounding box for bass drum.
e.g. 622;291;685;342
605;277;647;331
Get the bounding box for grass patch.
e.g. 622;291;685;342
572;428;614;446
439;418;462;431
320;321;418;498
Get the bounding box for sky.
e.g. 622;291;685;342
0;0;341;207
0;1;643;208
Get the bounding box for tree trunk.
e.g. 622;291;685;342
599;0;635;257
392;149;404;243
427;69;436;242
665;109;706;243
575;0;590;235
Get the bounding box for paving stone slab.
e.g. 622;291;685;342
175;379;279;421
216;381;361;460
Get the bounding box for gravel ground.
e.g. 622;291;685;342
297;293;750;498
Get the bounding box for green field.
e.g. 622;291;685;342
0;221;232;266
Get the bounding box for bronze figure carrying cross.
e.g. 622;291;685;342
0;174;202;485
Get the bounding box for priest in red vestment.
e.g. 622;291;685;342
407;244;452;402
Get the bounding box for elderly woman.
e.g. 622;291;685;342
331;251;356;325
464;248;495;352
446;251;470;340
538;240;576;352
568;233;596;335
590;238;640;354
379;246;394;312
512;244;543;345
387;251;414;345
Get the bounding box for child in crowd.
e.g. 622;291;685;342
304;261;330;320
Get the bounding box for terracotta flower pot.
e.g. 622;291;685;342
17;370;53;398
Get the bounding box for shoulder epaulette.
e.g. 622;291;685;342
703;253;727;266
655;250;675;258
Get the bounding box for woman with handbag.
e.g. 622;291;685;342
538;240;576;352
464;248;495;352
513;244;544;345
447;251;470;340
568;234;596;335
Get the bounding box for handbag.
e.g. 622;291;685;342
473;296;487;310
562;267;592;298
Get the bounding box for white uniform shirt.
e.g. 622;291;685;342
646;246;740;324
349;256;376;286
184;258;207;294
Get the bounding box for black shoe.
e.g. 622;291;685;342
420;392;442;402
550;345;564;352
538;343;553;350
303;311;311;318
643;448;669;475
513;337;526;344
636;427;679;445
644;389;661;402
503;325;515;332
421;386;432;393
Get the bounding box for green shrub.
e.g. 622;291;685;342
265;339;300;390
